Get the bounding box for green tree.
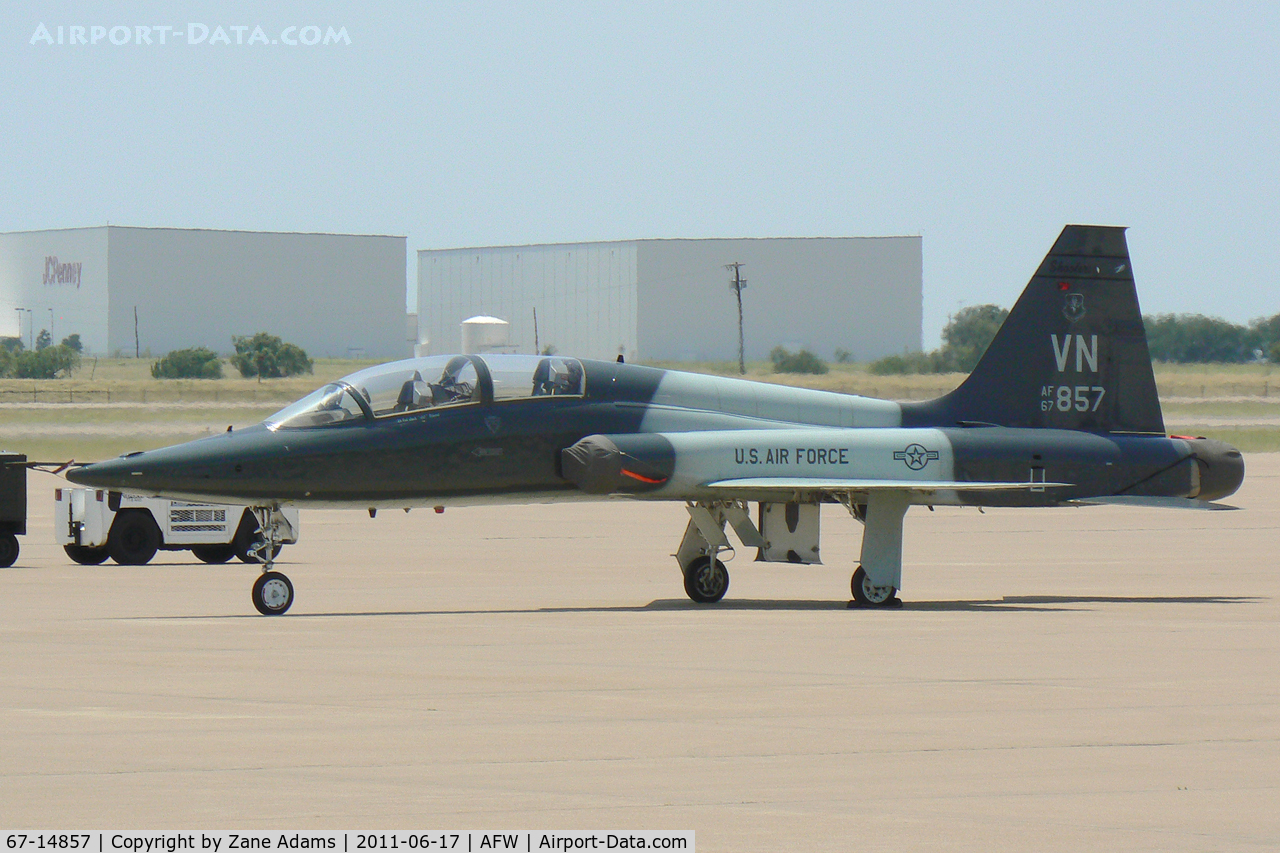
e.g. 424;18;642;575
12;345;80;378
770;346;829;375
941;305;1009;373
34;329;52;351
60;333;83;353
1252;313;1280;354
0;337;22;354
1271;340;1280;364
867;303;1008;375
231;333;313;380
1144;314;1252;362
152;347;224;379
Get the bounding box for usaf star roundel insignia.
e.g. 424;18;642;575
894;443;939;471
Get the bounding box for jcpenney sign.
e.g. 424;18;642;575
44;256;82;288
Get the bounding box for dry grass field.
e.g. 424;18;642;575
0;357;1277;463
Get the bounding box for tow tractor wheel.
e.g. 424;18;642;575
851;566;899;607
252;571;294;616
191;544;236;564
108;511;161;565
65;545;109;565
683;556;730;604
0;533;18;568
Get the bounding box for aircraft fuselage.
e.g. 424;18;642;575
62;225;1249;613
68;357;1242;508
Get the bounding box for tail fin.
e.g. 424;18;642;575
904;225;1164;433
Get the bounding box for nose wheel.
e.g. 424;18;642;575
252;571;294;615
247;504;295;615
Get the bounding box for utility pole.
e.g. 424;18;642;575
725;262;747;374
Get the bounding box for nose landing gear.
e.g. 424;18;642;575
247;505;296;615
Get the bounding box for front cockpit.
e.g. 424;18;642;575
264;354;586;430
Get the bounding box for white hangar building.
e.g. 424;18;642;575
0;226;407;359
417;237;922;363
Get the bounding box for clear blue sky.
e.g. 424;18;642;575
3;2;1277;347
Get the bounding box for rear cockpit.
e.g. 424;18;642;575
265;354;586;430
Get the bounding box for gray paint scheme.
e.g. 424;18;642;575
638;428;956;500
643;370;901;430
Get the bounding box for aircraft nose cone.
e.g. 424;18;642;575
66;435;234;495
65;426;280;502
1186;439;1245;501
66;454;145;490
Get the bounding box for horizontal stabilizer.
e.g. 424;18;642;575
705;478;1070;493
1067;495;1239;511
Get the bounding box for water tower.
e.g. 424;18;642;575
460;316;513;354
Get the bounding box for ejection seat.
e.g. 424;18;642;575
393;371;427;412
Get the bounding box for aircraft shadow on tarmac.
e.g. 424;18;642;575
145;595;1263;620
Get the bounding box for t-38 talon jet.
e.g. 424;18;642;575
67;226;1244;615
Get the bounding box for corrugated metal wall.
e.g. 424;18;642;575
638;237;922;363
419;243;639;360
2;227;408;359
419;237;921;363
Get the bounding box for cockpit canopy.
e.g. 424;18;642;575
265;354;585;430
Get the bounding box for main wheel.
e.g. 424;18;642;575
683;556;730;604
851;566;898;607
108;511;161;565
65;544;110;565
0;533;18;568
191;544;235;564
252;571;294;615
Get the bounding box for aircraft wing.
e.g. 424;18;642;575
703;477;1069;495
1065;495;1239;511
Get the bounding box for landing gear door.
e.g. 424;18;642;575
757;501;821;564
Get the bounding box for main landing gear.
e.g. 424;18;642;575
676;501;761;604
850;566;900;608
842;491;909;608
246;505;296;616
683;555;729;603
675;493;912;608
